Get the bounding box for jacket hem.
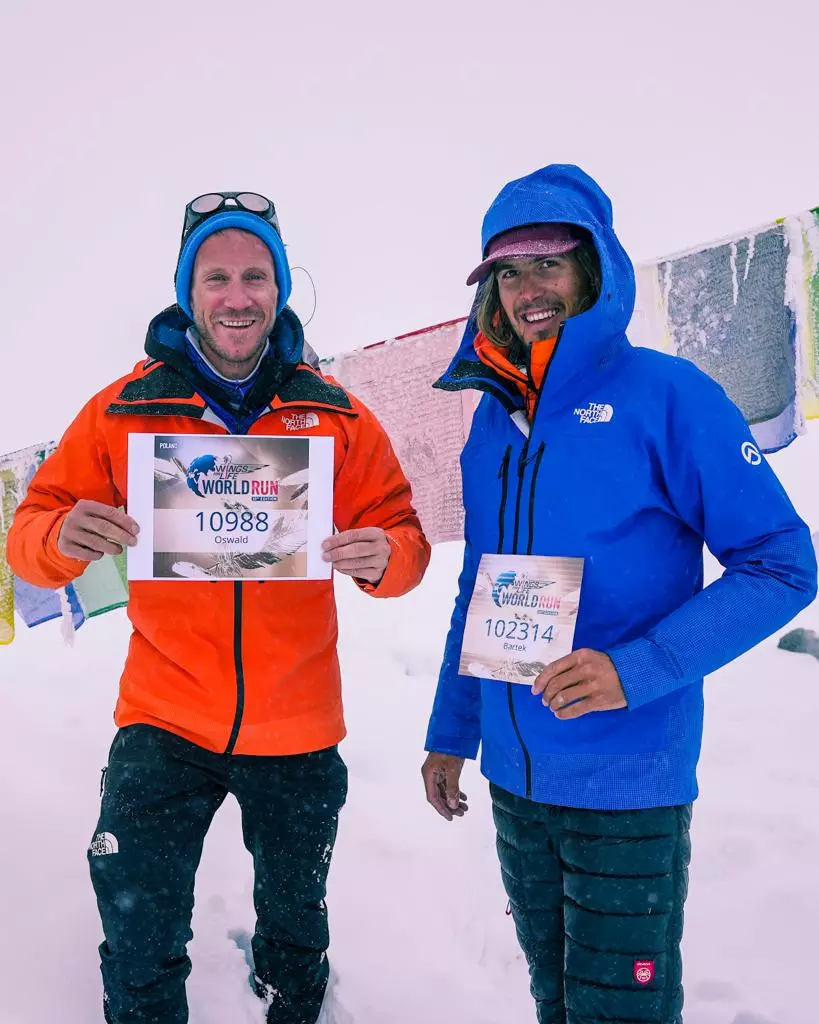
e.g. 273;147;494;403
114;704;347;757
480;749;699;811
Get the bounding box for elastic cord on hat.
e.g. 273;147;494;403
174;211;292;320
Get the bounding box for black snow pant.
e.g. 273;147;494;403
491;783;692;1024
88;724;348;1024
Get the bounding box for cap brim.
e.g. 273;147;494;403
466;238;581;286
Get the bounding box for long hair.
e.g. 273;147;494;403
475;230;602;351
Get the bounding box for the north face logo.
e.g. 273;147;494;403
282;412;320;431
90;832;119;856
633;960;655;985
574;402;614;424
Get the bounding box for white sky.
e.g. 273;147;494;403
3;0;818;450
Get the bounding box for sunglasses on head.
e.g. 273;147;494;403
180;191;282;246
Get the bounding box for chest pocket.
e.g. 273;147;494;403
533;426;664;550
460;433;523;553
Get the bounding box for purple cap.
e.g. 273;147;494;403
466;224;581;286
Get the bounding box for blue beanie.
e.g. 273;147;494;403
174;210;292;319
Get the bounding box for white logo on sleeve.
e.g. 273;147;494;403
741;441;762;466
574;403;614;424
89;832;119;856
282;412;320;431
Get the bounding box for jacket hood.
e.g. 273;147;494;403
438;164;636;413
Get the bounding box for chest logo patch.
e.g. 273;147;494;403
282;411;320;431
574;402;614;424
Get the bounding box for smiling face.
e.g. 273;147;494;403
190;229;279;379
495;252;590;347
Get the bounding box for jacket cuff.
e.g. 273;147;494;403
424;733;481;760
354;533;415;598
44;511;91;576
607;636;685;710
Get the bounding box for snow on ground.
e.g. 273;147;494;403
3;431;819;1024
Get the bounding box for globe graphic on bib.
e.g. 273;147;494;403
186;454;218;497
492;571;517;607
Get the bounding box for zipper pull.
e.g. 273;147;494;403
518;444;529;477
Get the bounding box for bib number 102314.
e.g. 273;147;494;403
484;617;554;643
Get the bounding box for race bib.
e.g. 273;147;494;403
460;554;584;685
127;433;334;581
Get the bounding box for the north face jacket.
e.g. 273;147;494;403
8;306;430;756
425;164;817;809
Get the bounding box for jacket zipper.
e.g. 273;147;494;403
508;435;534;798
497;446;512;554
224;567;246;755
526;444;546;557
504;323;563;798
508;434;535;797
224;412;250;756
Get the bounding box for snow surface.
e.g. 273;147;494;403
3;431;819;1024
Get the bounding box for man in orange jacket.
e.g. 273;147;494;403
7;191;430;1024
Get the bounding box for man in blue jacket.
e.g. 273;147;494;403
422;164;817;1024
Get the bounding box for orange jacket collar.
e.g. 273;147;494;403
473;332;558;418
105;361;358;420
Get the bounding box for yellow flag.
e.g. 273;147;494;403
0;469;18;645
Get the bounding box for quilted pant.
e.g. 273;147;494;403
492;783;691;1024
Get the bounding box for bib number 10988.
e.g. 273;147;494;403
484;618;554;643
195;511;269;533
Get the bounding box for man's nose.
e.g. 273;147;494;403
223;279;251;309
517;271;542;302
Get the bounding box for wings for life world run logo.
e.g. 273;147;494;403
185;454;280;502
491;570;561;614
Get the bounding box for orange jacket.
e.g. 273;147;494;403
7;347;430;756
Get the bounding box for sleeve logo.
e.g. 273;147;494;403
741;441;762;466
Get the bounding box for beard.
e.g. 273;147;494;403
194;314;270;373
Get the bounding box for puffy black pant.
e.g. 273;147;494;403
492;783;691;1024
88;725;348;1024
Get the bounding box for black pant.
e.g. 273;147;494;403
491;783;691;1024
88;725;348;1024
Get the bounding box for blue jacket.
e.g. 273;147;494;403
425;165;817;810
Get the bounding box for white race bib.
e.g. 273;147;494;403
127;433;334;581
460;554;584;685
